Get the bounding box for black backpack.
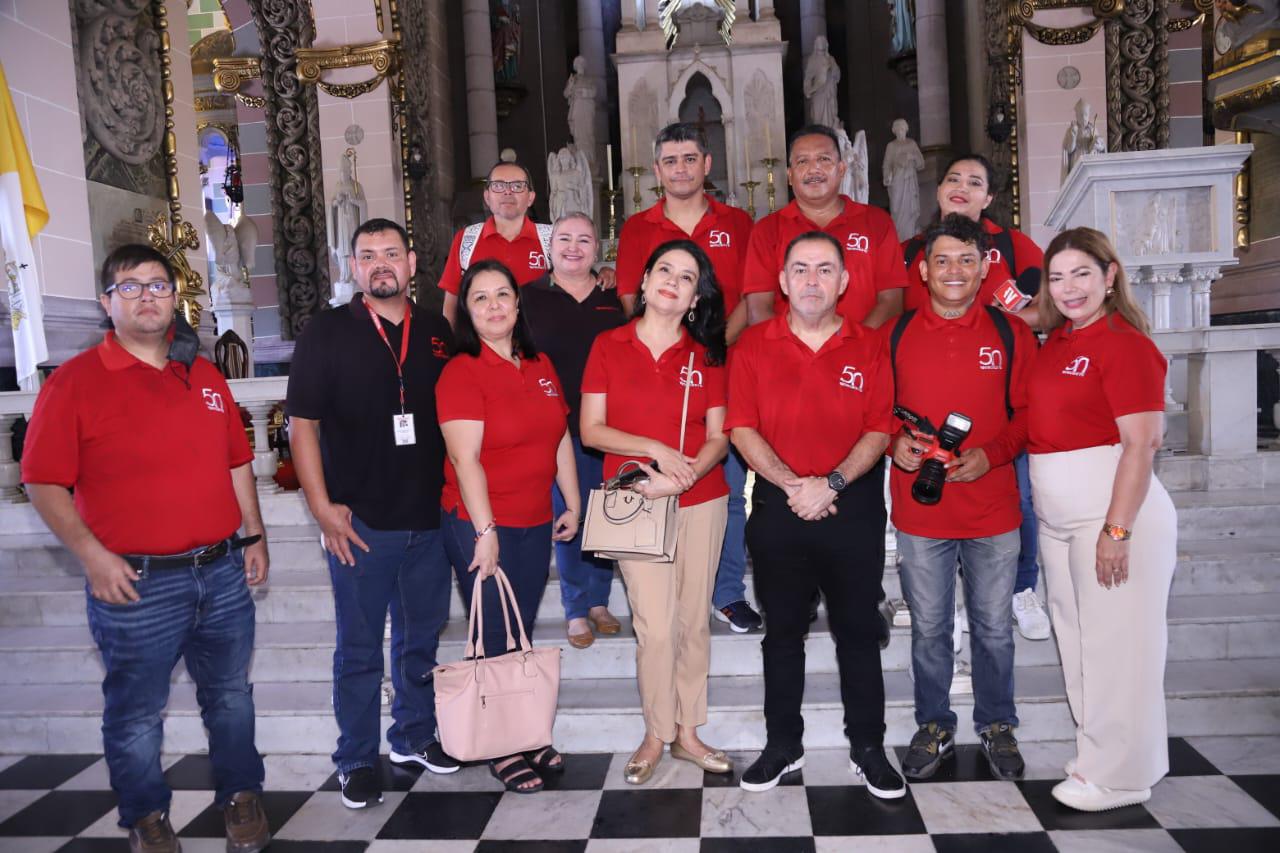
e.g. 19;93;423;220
889;307;1017;421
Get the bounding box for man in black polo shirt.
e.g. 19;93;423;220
287;218;456;810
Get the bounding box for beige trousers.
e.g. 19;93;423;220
617;497;728;742
1030;444;1177;790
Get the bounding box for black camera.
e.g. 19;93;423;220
894;406;973;506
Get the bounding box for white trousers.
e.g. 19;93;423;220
1029;444;1177;790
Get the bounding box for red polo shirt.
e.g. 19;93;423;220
741;197;906;325
903;218;1045;313
21;333;252;555
438;216;549;295
888;304;1037;539
436;347;568;526
580;321;728;507
725;315;894;476
1028;313;1166;454
615;196;755;315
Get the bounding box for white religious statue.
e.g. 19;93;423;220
547;145;593;222
837;127;870;203
1062;98;1106;182
803;36;841;130
564;56;596;170
883;118;924;240
1138;192;1176;256
327;149;368;306
657;0;736;48
888;0;916;57
203;208;257;304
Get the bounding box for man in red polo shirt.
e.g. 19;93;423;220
742;125;906;330
727;231;904;800
887;215;1036;784
615;121;761;634
22;245;270;853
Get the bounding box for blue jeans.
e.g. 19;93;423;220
554;436;614;620
712;447;749;609
896;529;1020;733
329;515;452;774
86;548;263;828
442;510;551;659
1015;452;1040;593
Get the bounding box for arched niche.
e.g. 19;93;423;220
677;73;728;201
667;59;736;196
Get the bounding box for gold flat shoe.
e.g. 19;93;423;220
624;753;659;785
670;742;733;774
567;628;594;649
588;610;622;635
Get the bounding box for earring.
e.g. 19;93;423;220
1106;289;1114;296
687;308;696;323
639;291;646;305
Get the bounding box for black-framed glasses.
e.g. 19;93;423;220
106;280;176;299
486;179;529;194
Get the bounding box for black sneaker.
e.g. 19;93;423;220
849;745;906;800
714;600;763;633
338;766;383;809
739;746;805;792
808;590;821;624
901;722;955;780
979;722;1026;780
390;741;461;774
876;598;895;649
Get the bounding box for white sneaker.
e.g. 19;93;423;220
1052;775;1150;811
1013;589;1052;640
950;660;972;695
891;599;912;627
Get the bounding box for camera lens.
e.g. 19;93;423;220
912;458;947;505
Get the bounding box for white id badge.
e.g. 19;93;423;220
393;413;416;446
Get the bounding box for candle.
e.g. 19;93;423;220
766;122;772;160
630;125;637;167
744;131;751;180
606;143;614;190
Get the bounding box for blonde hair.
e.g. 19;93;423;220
1040;227;1151;337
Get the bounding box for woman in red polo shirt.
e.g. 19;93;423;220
1027;227;1177;813
437;259;579;794
580;239;732;785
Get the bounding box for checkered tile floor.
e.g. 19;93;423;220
0;737;1277;851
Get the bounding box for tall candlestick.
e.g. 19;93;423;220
744;132;751;183
766;122;773;160
606;143;614;191
630;125;638;168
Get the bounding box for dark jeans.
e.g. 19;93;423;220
1015;452;1040;593
747;461;888;751
442;510;551;659
86;547;263;828
554;436;614;620
329;515;452;774
712;447;749;609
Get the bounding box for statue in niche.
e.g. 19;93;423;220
564;56;597;169
883;118;924;240
1062;98;1106;182
888;0;917;57
547;146;594;222
803;36;841;130
1137;192;1176;256
491;0;522;82
327;149;368;306
837;127;870;204
204;208;257;304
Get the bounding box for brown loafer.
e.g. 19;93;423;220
588;609;622;635
223;790;270;852
129;810;180;853
567;627;595;649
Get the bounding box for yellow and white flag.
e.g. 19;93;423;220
0;60;49;389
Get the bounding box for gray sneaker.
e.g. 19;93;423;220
901;722;954;779
979;722;1026;780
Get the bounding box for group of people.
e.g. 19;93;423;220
19;119;1178;853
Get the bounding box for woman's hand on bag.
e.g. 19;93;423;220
552;509;580;542
470;531;500;579
1095;530;1129;589
633;466;684;500
646;443;699;491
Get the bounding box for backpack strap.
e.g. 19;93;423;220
902;235;925;272
888;309;916;383
984;305;1016;421
991;225;1017;277
457;222;485;271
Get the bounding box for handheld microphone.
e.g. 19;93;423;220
992;268;1041;313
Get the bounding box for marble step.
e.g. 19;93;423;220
1;657;1275;755
0;593;1275;687
1169;488;1280;540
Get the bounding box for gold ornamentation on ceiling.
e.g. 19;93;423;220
294;36;400;99
211;56;262;95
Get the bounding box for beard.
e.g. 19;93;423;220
365;271;403;299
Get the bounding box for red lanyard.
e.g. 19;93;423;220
365;301;411;412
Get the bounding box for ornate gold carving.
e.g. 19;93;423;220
234;93;266;109
212;56;262;95
1212;75;1280;128
1030;0;1123;15
1025;19;1103;45
194;94;232;112
196;120;239;150
1235;130;1251;250
1210;48;1280;81
191;29;234;75
1167;14;1205;34
1013;0;1035;24
294;36;399;99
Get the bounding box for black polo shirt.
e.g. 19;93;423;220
521;274;626;437
286;293;453;530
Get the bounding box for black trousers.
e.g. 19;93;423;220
746;459;887;751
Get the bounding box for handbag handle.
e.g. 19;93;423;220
464;566;533;660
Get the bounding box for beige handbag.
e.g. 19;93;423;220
581;351;695;563
433;568;561;762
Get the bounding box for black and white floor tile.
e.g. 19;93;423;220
0;737;1276;851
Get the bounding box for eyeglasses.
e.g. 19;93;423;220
486;180;529;194
106;280;176;299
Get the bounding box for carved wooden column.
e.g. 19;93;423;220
1104;0;1171;151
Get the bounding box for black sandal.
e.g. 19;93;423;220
524;746;565;775
489;755;544;793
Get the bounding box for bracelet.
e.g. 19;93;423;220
474;522;497;542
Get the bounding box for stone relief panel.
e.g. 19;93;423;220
1111;187;1213;257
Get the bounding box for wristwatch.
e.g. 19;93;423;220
826;471;847;493
1102;522;1132;541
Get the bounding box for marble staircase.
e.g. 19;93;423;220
0;454;1278;755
